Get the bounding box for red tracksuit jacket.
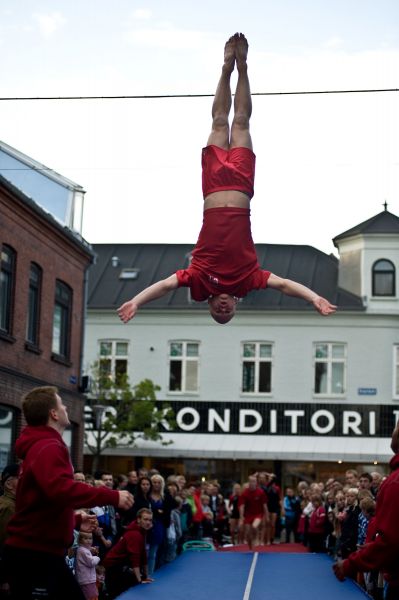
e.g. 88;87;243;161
343;453;399;588
6;426;119;556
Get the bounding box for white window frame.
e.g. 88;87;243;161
241;341;273;396
394;345;399;399
98;339;129;383
313;342;346;397
168;340;200;394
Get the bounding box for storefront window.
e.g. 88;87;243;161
0;405;16;468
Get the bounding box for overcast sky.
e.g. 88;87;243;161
1;0;398;255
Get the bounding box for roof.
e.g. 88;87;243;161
88;243;364;311
0;139;84;192
333;210;399;245
0;174;93;259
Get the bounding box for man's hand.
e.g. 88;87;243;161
333;561;346;582
142;578;154;584
80;513;98;532
117;300;138;323
313;296;337;316
118;490;134;510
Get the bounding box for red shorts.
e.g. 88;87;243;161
202;145;256;199
244;514;263;525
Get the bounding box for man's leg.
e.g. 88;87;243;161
206;36;236;149
230;33;252;150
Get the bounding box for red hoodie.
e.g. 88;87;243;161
343;454;399;588
6;426;119;556
103;521;147;570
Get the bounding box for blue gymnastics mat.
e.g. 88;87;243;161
117;552;370;600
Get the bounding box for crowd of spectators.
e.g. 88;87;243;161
0;462;391;600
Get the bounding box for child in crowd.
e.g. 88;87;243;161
75;532;101;600
357;495;376;548
95;565;106;600
165;496;183;563
338;487;360;558
201;494;215;540
307;495;327;553
282;487;301;543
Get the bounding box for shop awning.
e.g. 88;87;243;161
86;433;393;463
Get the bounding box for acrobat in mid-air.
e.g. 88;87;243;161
118;33;337;325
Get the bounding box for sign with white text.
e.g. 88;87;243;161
158;401;398;437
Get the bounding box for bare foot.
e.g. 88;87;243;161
223;35;236;72
235;32;248;67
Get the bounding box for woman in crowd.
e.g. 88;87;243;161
228;483;242;545
147;474;167;576
122;476;152;528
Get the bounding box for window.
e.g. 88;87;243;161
314;343;346;396
52;280;72;358
169;341;199;392
372;259;395;297
26;263;42;346
0;245;16;335
394;346;399;398
0;405;17;464
242;342;272;393
99;340;129;385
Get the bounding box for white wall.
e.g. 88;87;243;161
85;309;399;406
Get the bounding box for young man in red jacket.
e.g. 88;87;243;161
333;421;399;599
3;386;134;600
103;508;154;599
117;33;336;326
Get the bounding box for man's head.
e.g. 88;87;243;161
101;472;114;489
358;472;372;490
128;470;138;485
345;469;358;487
248;475;258;490
257;472;268;486
74;471;86;483
176;475;186;490
208;294;238;324
167;482;178;497
136;508;153;530
1;463;19;496
371;471;383;490
22;386;70;432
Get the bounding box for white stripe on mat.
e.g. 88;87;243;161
243;552;258;600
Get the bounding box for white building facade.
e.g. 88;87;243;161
83;209;399;485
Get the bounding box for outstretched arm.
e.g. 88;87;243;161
117;274;179;323
267;273;337;316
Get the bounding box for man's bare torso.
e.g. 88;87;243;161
204;189;250;210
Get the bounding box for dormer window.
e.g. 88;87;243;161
372;259;395;297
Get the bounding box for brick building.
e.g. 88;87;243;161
0;173;93;468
